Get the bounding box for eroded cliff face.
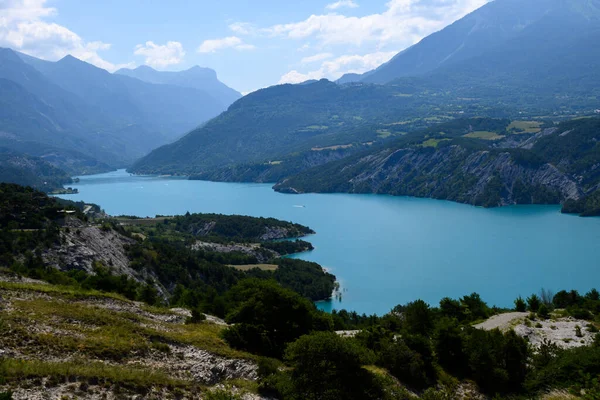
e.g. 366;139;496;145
42;218;169;300
275;128;585;207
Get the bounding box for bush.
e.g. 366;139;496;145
204;391;242;400
568;307;593;320
186;307;206;324
538;304;550;319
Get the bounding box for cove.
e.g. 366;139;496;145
59;170;600;316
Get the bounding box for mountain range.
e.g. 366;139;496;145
131;0;600;212
0;48;240;175
340;0;600;85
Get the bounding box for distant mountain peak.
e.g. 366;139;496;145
57;54;79;63
114;64;240;106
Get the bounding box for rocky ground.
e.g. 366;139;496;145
475;312;597;349
0;274;264;399
192;241;277;264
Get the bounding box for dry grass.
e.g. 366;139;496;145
0;281;130;302
541;389;579;399
463;131;505;140
0;358;189;389
1;289;251;361
230;264;279;271
311;144;354;151
508;120;542;134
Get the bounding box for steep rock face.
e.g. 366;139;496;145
275;145;581;207
42;218;169;299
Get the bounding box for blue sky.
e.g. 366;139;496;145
0;0;490;93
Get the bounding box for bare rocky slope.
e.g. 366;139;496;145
274;119;600;209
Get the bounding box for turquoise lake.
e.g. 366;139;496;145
60;169;600;315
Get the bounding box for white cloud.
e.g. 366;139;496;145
197;36;256;53
326;1;359;10
279;50;396;84
301;52;333;64
0;0;130;72
266;0;489;48
229;22;257;35
134;41;185;68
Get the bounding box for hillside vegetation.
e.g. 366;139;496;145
2;184;600;398
274;118;600;213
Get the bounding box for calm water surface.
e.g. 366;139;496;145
60;170;600;315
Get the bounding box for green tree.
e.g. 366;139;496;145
527;294;541;312
284;332;383;400
434;317;467;376
403;300;433;335
514;296;526;312
439;297;464;320
461;292;490;321
223;279;332;357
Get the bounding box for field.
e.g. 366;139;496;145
231;264;279;271
421;138;450;148
507;120;543;134
463;131;505;140
311;144;354;151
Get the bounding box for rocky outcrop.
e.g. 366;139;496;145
192;241;277;264
41;218;169;300
276;143;582;207
0;278;261;399
43;219;135;277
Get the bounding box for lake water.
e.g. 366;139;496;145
60;169;600;315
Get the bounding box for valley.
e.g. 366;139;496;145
2;0;600;398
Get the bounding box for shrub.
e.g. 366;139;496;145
205;391;242;400
568;307;593;320
186;307;206;324
538;304;550;319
